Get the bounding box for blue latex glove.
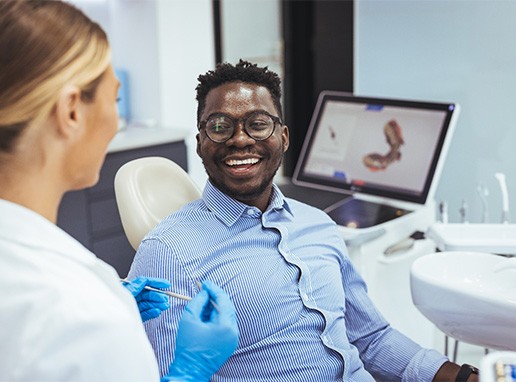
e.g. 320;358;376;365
122;276;171;322
162;280;239;382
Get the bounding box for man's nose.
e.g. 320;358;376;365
226;123;255;147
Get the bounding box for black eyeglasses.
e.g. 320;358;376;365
198;111;282;143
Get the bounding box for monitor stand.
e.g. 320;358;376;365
277;179;347;210
324;198;413;229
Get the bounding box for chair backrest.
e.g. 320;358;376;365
114;156;201;250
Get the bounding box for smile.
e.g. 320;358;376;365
225;158;260;166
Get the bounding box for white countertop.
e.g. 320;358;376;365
426;223;516;254
108;125;190;153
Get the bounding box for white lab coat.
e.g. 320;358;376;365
0;199;160;381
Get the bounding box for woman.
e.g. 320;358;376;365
0;1;238;381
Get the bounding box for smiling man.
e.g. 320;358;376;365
195;75;288;212
128;60;478;382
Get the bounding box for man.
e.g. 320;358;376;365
129;60;478;381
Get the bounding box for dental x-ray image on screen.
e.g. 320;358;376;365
293;91;460;228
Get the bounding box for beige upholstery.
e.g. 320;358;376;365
114;156;201;250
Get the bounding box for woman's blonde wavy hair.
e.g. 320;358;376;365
0;0;111;152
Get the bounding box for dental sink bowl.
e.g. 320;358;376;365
410;251;516;350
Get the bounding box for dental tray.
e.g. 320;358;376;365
427;223;516;255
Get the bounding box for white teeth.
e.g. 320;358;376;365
226;158;259;166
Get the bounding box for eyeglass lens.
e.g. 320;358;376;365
204;112;277;142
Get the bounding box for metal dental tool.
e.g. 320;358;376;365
477;184;489;223
121;278;192;301
460;199;468;223
120;278;220;312
439;201;448;223
195;281;220;312
495;172;510;224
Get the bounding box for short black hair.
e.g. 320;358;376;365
195;59;282;125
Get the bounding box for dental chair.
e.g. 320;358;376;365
114;156;201;251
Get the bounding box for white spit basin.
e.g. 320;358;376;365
410;251;516;350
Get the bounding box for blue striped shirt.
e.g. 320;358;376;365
129;181;447;381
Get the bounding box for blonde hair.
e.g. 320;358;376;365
0;0;111;151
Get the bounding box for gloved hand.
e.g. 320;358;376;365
122;276;171;322
162;280;239;382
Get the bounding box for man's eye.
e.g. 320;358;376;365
213;124;227;132
209;122;231;133
250;120;268;127
248;117;271;130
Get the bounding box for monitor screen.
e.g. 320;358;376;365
293;91;460;206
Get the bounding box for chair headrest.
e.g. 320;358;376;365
114;156;201;250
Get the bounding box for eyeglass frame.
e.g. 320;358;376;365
197;110;283;143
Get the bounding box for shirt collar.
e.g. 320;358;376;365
203;181;293;226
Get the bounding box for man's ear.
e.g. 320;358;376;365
196;132;202;157
55;85;82;138
281;125;290;153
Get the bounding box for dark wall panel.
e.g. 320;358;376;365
282;0;354;177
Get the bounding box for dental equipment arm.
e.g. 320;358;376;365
495;173;510;224
122;276;171;322
162;280;239;382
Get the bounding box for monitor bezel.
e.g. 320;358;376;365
292;91;459;206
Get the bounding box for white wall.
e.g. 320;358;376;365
73;0;161;124
155;0;215;188
355;0;516;223
71;0;214;188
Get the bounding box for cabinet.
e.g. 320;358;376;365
57;140;188;277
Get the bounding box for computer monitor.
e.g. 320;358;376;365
293;91;460;228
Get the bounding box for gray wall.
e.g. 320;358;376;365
220;0;282;77
356;0;516;223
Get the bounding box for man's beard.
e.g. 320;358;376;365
203;156;283;205
210;170;276;202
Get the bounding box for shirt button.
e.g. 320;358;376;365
321;335;328;343
247;209;254;215
302;293;309;301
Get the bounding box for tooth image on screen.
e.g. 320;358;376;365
363;119;405;172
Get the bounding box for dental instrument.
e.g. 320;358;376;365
383;231;425;256
459;199;468;223
384;238;414;256
495;172;510;224
196;281;221;312
120;278;220;312
439;201;448;223
121;278;192;301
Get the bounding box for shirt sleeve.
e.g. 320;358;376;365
340;249;448;382
129;236;194;378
